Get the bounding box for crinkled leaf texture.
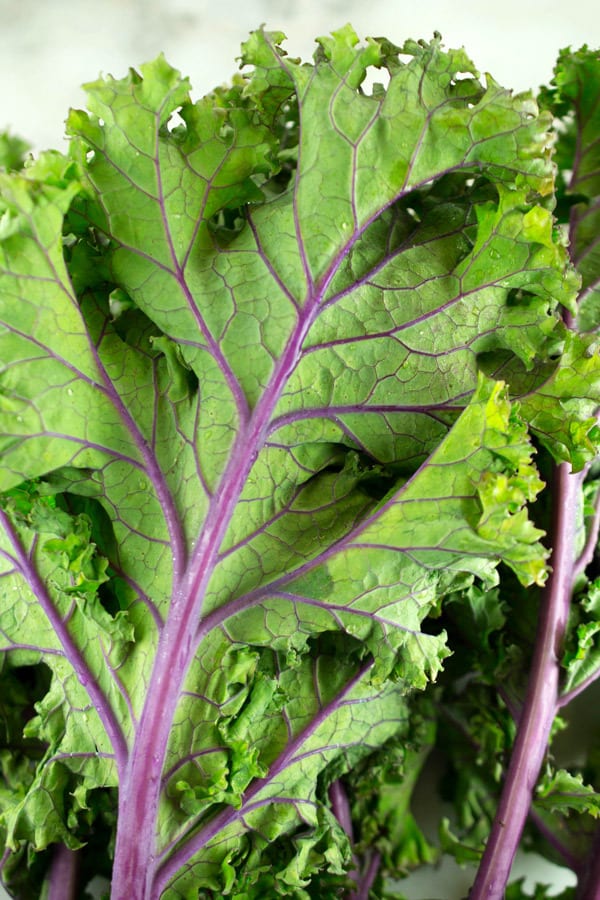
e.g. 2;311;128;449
540;44;600;334
0;26;593;899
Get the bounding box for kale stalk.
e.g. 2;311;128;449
470;463;583;898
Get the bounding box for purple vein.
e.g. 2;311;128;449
153;660;375;892
216;478;348;562
0;505;128;770
0;318;107;392
310;265;545;350
2;431;144;469
275;35;314;293
152;107;250;426
49;751;116;764
162;746;228;787
100;643;137;728
204;587;423;640
88;350;186;581
196;468;482;645
246;209;301;310
10;188;187;581
183;206;350;619
79;124;248;427
180;147;228;272
268;398;465;434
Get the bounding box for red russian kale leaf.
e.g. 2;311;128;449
0;27;598;900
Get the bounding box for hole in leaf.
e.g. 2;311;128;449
0;660;51;753
208;206;248;237
361;67;391;98
506;288;539;307
166;109;186;134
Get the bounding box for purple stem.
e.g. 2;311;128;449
46;845;80;900
469;462;580;899
329;779;362;894
349;850;382;900
329;780;355;842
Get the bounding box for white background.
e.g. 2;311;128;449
0;0;598;896
1;0;599;152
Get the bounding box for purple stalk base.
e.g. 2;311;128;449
46;845;80;900
470;463;581;899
